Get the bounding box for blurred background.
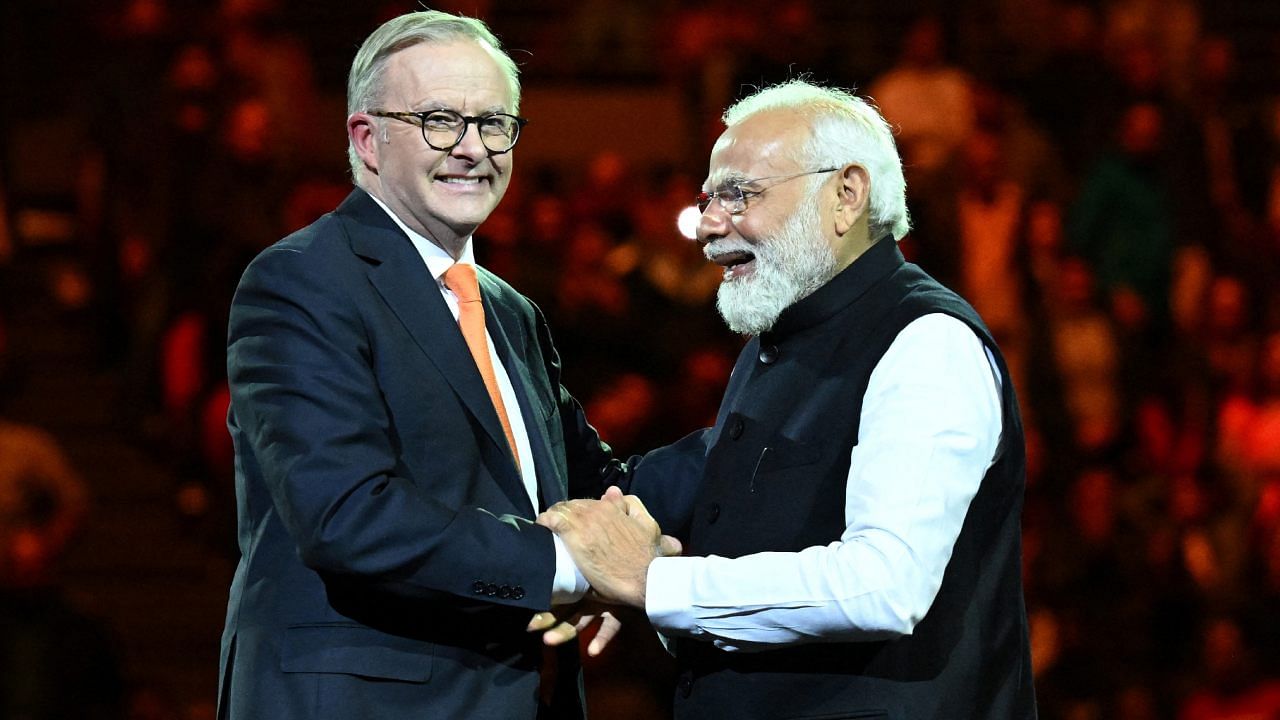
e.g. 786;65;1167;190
2;0;1280;718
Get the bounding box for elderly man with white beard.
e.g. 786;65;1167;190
537;79;1038;720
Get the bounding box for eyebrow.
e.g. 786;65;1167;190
410;100;509;115
705;170;750;190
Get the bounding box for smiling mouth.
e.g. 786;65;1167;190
709;249;757;279
436;176;487;186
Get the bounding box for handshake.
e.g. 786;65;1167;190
527;486;682;655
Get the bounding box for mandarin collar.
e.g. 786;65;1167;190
760;236;903;343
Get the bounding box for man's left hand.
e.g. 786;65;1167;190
527;599;620;656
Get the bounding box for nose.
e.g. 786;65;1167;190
695;202;730;247
450;120;488;160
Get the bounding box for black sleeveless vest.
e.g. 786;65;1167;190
672;238;1037;719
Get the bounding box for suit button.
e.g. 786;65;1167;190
707;503;720;524
512;586;526;600
729;418;744;440
759;345;778;364
472;581;486;595
485;583;499;596
498;584;512;599
677;673;693;698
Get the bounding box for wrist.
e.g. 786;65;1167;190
551;533;589;605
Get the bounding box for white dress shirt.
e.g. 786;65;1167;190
646;313;1003;651
370;196;585;602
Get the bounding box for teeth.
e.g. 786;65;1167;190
440;177;482;184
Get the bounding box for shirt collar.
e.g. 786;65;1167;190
367;193;475;282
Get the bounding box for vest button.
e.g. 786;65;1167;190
759;345;778;364
707;503;720;524
729;418;744;440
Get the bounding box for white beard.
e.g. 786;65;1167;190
712;194;837;335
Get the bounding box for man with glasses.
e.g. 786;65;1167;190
538;80;1038;718
216;10;649;720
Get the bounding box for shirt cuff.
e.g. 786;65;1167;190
550;533;589;605
645;556;700;638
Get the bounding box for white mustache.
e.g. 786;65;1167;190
704;240;757;262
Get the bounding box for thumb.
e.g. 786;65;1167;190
657;534;683;557
537;509;566;532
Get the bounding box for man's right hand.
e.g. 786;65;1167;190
537;487;682;609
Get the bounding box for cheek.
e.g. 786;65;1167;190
734;215;778;246
390;143;442;175
492;153;513;178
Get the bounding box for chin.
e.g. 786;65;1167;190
716;278;786;336
440;203;501;231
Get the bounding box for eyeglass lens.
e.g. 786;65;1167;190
696;186;745;213
421;110;521;152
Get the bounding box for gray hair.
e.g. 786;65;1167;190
346;11;521;183
723;80;910;241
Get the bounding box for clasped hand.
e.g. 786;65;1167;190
527;486;681;654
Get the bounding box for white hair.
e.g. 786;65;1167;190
346;11;521;184
723;80;911;241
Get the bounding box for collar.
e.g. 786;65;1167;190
367;192;475;282
761;236;904;343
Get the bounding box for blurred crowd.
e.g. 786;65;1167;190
3;0;1280;717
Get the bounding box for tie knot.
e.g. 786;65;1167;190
443;262;481;303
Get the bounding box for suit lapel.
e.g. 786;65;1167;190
338;190;526;507
479;272;566;511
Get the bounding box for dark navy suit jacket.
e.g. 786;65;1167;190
217;189;616;720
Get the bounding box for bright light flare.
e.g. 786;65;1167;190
677;205;701;240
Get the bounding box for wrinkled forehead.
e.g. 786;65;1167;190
703;111;811;189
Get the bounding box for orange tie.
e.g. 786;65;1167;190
442;263;521;472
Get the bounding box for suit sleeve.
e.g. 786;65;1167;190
228;246;557;610
619;430;710;542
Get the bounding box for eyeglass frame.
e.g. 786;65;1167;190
696;166;841;215
368;109;529;154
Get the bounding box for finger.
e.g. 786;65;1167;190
567;497;601;510
538;510;567;533
658;534;683;557
587;612;622;656
601;485;629;513
542;621;579;647
527;612;557;632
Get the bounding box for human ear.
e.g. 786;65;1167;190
348;113;380;174
833;163;870;236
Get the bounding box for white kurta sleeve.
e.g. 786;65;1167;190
645;313;1002;651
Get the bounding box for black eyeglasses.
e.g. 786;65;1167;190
369;109;528;154
697;167;840;214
